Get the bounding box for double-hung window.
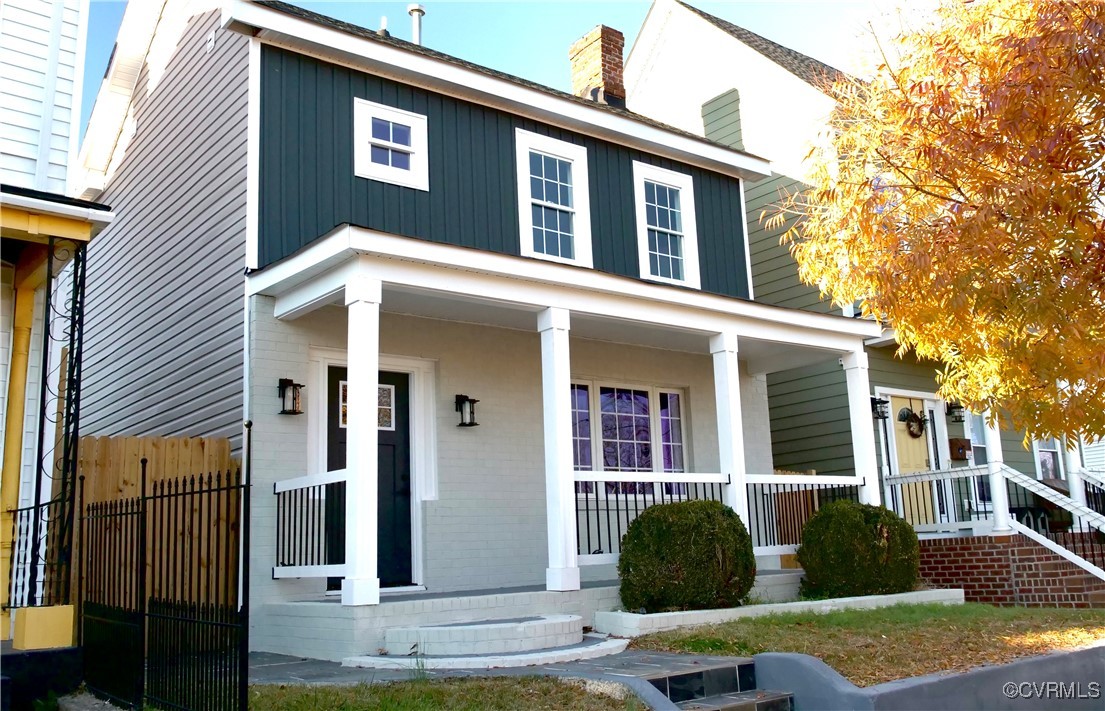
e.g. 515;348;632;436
353;98;429;191
632;161;701;289
965;412;992;507
571;382;687;496
1034;438;1063;480
515;129;593;267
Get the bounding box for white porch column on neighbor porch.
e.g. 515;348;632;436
1064;441;1089;512
842;350;882;506
342;275;382;606
539;307;580;592
710;332;749;525
983;410;1013;534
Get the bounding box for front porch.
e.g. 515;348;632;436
245;226;882;641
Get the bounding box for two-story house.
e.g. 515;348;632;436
626;0;1105;603
626;0;1097;520
74;0;888;662
1;0;113;652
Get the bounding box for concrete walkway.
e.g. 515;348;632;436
249;649;756;710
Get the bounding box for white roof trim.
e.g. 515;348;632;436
219;0;771;182
248;225;882;347
71;0;168;198
3;193;114;234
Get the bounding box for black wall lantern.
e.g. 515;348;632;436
870;396;890;421
278;378;304;415
455;394;480;427
945;401;965;423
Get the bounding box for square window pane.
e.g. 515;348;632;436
533;227;544;254
619;442;636;469
603;442;618;468
671;209;682;233
392;151;411;170
370;145;390;165
559;159;572;184
636;443;652;470
657;208;670;230
544;155;557;178
601;413;617;437
545;180;560;203
529;151;542;177
656;185;669;207
618;415;634;440
646;204;657;227
371;118;390;141
531;176;543;201
669;188;681;212
659;257;671;279
670;234;683;258
645;181;655;204
671;257;683;281
649;252;659;276
560;184;572;208
560;233;573;260
391;122;411;146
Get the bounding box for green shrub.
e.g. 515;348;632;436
618;499;756;613
796;499;919;598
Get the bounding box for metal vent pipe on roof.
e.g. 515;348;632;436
408;4;425;45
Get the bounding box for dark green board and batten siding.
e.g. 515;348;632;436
257;46;751;299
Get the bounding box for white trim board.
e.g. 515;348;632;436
219;0;771;183
248;226;881;359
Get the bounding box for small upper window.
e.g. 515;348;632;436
515;129;592;268
354;99;428;191
632;162;700;289
1035;437;1063;480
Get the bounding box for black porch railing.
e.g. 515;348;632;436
1003;471;1105;574
7;492;81;609
746;477;862;550
573;474;727;558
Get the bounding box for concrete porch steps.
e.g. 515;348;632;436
343;632;628;670
383;614;583;656
674;690;794;711
643;658;794;711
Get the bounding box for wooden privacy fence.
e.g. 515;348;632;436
75;436;241;608
78;435;237;503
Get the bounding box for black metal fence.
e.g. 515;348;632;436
81;425;251;711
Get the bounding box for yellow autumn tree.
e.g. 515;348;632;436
774;0;1105;442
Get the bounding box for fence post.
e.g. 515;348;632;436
138;458;148;706
75;475;85;645
239;421;252;711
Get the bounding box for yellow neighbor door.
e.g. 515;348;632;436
891;396;937;525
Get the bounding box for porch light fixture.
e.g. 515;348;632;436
870;397;889;421
945;401;965;423
455;394;480;427
278;378;304;415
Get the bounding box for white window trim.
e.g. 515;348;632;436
515;128;593;268
632;161;701;290
1031;438;1064;481
571;379;691;485
353;98;429;191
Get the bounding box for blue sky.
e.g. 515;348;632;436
80;0;899;141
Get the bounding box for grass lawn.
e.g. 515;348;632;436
631;602;1105;687
249;676;639;710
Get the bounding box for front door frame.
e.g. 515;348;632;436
875;386;953;520
307;346;437;588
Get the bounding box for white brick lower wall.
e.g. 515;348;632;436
247;297;777;609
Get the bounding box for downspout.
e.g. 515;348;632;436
1;288;37;637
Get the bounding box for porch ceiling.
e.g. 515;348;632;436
379;285;841;373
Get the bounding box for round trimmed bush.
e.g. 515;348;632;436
618;499;756;613
796;499;919;598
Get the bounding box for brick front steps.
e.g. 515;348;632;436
919;533;1105;607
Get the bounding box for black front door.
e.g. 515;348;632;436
325;366;413;589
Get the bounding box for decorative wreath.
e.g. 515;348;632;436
905;411;927;438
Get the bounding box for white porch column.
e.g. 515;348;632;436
710;333;749;524
842;350;882;506
342;275;382;606
539;307;580;592
1064;440;1088;511
983;410;1012;534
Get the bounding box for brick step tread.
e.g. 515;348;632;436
675;690;793;711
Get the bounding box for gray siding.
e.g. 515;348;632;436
258;47;751;300
80;11;247;447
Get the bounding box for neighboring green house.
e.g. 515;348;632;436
625;0;1089;505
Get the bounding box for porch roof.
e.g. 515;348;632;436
246;225;881;375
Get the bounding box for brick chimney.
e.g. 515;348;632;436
569;25;626;107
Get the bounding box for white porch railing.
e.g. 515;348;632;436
886;464;1105;581
272;470;347;579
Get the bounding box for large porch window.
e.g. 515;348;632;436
571;381;686;495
